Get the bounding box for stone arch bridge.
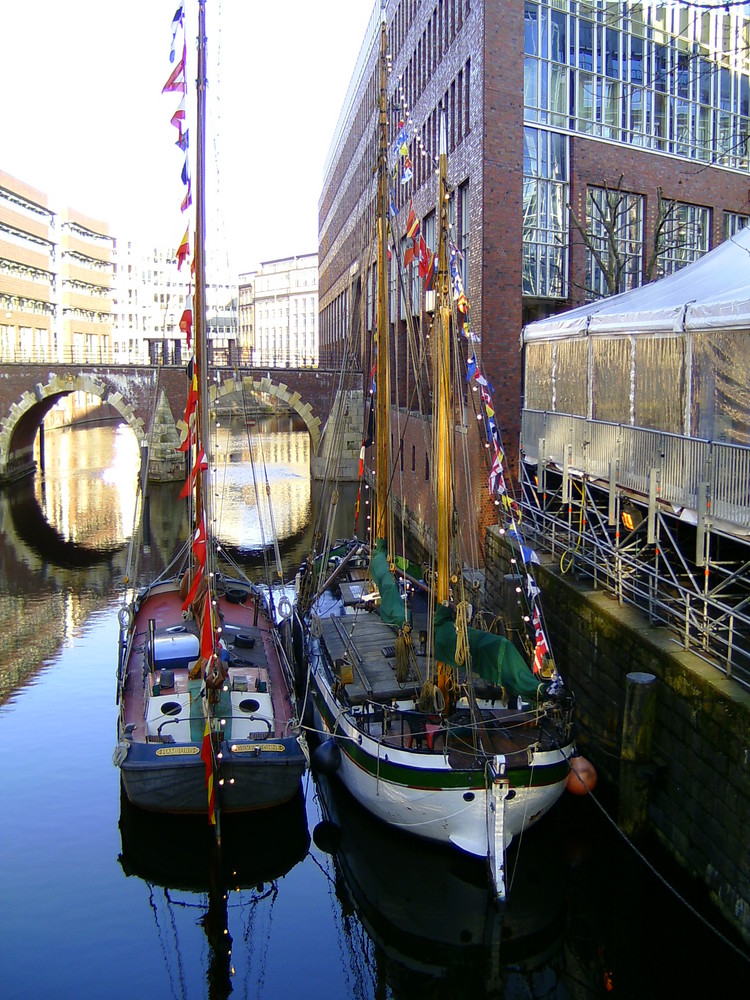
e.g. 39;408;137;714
0;363;359;484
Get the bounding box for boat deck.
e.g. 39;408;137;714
318;609;560;764
319;610;426;703
121;582;296;743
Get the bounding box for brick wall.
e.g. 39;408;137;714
485;523;750;946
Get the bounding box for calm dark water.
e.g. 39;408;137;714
0;420;748;999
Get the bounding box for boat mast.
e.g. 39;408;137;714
375;13;391;546
434;109;452;707
434;110;451;606
195;0;209;537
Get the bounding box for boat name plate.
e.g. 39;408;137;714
230;743;286;753
155;746;201;757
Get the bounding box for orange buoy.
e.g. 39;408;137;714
566;755;598;796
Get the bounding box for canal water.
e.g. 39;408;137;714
1;418;748;999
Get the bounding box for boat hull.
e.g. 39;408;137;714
309;642;573;859
119;735;307;814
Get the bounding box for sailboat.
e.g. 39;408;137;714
114;0;307;828
300;15;575;902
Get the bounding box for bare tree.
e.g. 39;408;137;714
568;178;676;298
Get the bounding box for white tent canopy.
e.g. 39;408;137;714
523;225;750;341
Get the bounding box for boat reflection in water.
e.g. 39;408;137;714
312;771;567;998
118;787;310;1000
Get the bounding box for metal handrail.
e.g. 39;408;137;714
517;418;750;690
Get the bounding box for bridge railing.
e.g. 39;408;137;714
0;348;325;370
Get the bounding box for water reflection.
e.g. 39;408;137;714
27;416;356;563
211;417;312;552
118;789;310;1000
312;772;567;998
35;422;141;549
0;418;358;703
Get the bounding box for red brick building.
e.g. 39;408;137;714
318;0;750;556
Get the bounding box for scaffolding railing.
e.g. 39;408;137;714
519;410;750;690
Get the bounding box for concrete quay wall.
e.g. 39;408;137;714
485;526;750;947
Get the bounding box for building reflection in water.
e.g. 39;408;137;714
212;417;312;552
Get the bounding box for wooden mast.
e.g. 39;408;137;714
375;13;391;546
195;0;209;540
434;109;452;708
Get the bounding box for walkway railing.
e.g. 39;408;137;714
521;409;750;530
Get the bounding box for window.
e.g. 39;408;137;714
522;127;568;298
657;202;710;277
585;187;644;300
725;212;750;238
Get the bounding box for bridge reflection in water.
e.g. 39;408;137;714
0;414;358;703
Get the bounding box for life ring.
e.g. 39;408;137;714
278;595;293;620
118;606;133;630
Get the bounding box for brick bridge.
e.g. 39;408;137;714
0;363;360;484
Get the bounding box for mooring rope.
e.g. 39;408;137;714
566;759;750;964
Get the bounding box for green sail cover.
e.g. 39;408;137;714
432;604;543;701
371;538;410;626
372;544;541;699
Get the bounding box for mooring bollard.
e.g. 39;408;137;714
619;671;657;839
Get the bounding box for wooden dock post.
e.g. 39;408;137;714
619;671;657;838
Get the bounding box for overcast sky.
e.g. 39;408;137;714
2;0;376;274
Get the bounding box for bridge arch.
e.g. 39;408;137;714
0;373;146;482
209;374;322;453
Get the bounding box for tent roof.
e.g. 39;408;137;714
523;225;750;342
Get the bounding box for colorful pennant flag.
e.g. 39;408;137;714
192;514;207;568
171;96;186;138
200;588;214;660
532;606;549;674
405;200;419;238
176;228;190;270
162;46;186;94
179;308;193;350
181;565;203;610
200;716;216;826
170;5;185;63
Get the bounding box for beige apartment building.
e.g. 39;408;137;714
242;254;318;368
0;170;114;363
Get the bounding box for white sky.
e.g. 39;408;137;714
2;0;376;274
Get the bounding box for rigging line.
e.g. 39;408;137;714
239;379;274;591
124;368;164;593
567;761;750;965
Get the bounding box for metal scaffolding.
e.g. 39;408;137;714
519;410;750;690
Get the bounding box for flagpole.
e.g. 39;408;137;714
195;0;221;844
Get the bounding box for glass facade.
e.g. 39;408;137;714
523;0;750;297
524;0;750;165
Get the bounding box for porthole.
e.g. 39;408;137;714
239;698;261;713
463;791;475;802
160;701;181;716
